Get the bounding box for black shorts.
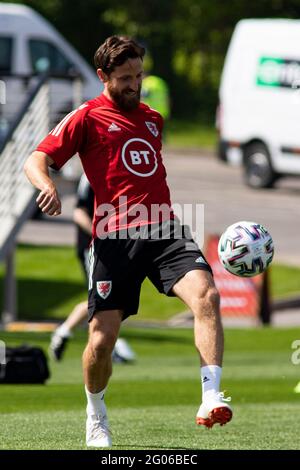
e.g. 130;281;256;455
78;248;90;284
87;222;212;321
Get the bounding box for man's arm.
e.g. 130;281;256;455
24;151;62;216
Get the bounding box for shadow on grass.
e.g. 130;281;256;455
120;329;192;344
0;278;85;320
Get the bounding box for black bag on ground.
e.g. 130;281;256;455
0;345;50;384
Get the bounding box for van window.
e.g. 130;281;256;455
28;39;74;74
0;37;13;73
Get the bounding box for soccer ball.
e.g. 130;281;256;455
218;221;274;277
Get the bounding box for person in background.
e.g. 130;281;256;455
141;73;170;121
49;173;135;365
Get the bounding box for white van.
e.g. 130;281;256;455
0;3;102;179
218;19;300;188
0;3;101;131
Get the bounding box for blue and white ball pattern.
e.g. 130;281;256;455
218;221;274;277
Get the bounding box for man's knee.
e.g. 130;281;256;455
87;309;122;357
89;329;117;357
191;284;220;319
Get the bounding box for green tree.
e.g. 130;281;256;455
4;0;300;119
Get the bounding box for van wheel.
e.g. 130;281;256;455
244;143;276;188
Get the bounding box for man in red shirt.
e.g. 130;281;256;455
24;36;232;448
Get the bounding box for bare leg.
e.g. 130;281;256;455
172;269;232;427
63;301;88;331
49;302;89;361
83;309;123;393
172;270;223;366
84;310;122;447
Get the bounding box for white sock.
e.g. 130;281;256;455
201;365;222;401
85;385;106;417
56;324;71;338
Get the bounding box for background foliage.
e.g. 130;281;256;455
3;0;300;119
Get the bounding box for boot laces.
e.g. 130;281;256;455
217;391;231;403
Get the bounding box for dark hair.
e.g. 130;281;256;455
94;36;145;75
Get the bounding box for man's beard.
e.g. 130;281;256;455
108;83;141;111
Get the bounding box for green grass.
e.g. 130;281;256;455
0;245;184;321
270;264;300;299
0;327;299;449
165;120;217;149
0;245;299;322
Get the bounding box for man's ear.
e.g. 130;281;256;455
97;69;108;83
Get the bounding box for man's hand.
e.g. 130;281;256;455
36;185;61;216
24;151;62;216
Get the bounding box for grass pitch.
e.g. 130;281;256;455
0;327;300;450
0;245;299;321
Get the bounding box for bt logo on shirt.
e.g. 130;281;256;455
121;138;158;177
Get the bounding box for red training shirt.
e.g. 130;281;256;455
36;93;173;238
